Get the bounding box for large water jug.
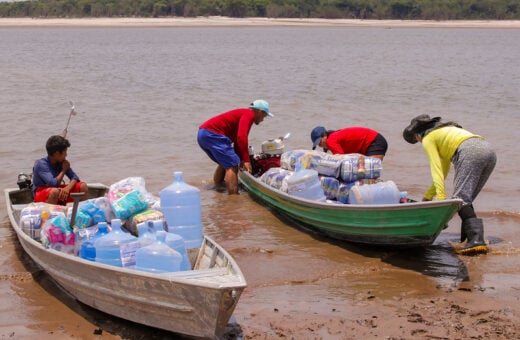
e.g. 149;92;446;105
136;222;155;247
286;163;326;202
94;219;136;267
149;220;191;271
150;219;166;233
79;222;109;261
348;180;401;205
135;231;182;273
160;171;203;249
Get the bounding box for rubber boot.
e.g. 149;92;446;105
456;218;489;255
458;204;476;243
460;222;467;243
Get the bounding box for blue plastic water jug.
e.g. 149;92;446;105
159;171;203;249
135;231;182;273
79;222;109;261
94;219;136;267
149;219;166;233
348;180;401;205
136;222;155;247
286;163;326;202
164;233;191;271
150;220;191;271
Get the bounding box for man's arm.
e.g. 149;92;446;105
33;159;60;187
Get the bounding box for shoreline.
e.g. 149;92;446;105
1;16;520;28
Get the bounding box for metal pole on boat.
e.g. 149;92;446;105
62;101;77;138
69;192;84;228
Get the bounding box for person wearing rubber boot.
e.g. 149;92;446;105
403;114;496;255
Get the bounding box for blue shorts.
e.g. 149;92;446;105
197;128;240;169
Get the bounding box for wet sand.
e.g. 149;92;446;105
227;209;520;339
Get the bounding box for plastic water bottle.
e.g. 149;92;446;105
94;219;136;267
286;163;326;202
348;180;401;205
149;220;191;271
340;155;382;182
79;222;109;261
159;171;203;249
363;157;383;180
135;231;182;273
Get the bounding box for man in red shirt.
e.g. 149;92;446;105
310;126;388;160
198;100;274;194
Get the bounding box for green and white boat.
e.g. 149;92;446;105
239;170;462;247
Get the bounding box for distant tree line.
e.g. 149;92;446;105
1;0;519;20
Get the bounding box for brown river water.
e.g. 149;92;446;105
1;24;519;338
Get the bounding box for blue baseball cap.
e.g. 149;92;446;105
250;99;274;117
311;126;327;150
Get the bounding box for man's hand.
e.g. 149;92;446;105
62;160;70;172
242;162;253;173
58;186;71;202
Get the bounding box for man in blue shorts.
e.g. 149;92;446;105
198;100;274;194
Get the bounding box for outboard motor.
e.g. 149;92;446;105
17;173;32;190
250;133;289;177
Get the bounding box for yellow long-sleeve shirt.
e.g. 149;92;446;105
421;126;481;200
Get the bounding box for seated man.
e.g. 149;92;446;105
32;135;88;205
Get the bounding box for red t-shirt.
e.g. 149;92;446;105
326;127;379;155
199;108;254;162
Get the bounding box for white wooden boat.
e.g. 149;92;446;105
5;185;247;339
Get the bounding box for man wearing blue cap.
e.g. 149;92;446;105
310;126;387;160
198;100;274;194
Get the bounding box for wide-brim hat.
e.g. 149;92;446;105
403;114;441;144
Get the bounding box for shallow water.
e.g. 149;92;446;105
0;25;519;337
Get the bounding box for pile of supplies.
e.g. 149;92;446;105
260;149;405;204
18;174;202;273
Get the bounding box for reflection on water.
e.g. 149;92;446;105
381;243;469;282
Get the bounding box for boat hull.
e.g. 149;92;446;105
239;171;461;247
5;186;246;339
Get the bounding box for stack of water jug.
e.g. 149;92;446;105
262;150;407;205
78;171;203;273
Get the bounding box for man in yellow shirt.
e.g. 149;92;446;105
403;114;496;255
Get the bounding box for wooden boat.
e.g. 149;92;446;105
5;184;247;339
239;170;462;247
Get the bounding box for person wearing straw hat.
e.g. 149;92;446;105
310;126;388;160
32;135;88;205
403;114;496;255
197;100;274;194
